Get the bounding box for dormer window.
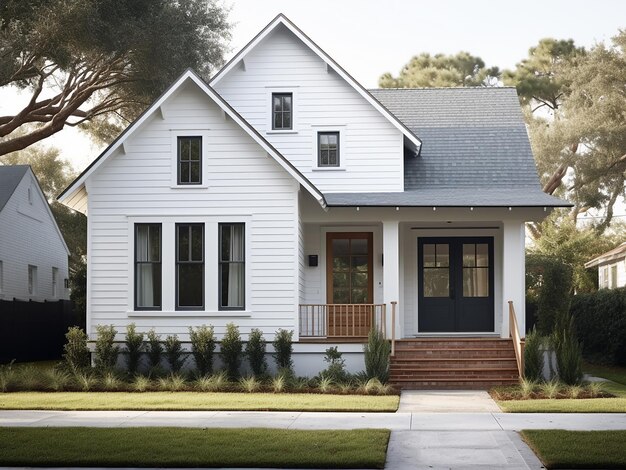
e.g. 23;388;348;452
177;136;202;185
318;131;340;167
272;93;292;130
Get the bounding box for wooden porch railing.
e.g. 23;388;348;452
508;300;525;378
299;304;386;338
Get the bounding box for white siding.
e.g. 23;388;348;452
0;171;69;301
214;24;404;193
86;82;300;341
598;259;626;289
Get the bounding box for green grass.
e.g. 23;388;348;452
0;427;390;468
583;362;626;385
521;430;626;469
0;391;399;412
496;380;626;412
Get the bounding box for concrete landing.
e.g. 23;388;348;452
398;390;501;413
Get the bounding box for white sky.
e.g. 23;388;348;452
1;0;625;178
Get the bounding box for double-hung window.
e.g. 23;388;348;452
177;136;202;185
28;265;37;295
135;224;162;310
176;223;204;310
272;93;292;130
318;131;340;167
219;223;245;310
52;267;59;298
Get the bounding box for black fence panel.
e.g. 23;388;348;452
0;299;83;364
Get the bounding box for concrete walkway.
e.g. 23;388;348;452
1;410;625;469
398;390;501;412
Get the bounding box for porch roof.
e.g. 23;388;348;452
324;186;570;208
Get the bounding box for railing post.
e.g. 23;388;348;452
390;301;397;357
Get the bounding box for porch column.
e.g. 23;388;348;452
383;220;401;339
502;220;526;338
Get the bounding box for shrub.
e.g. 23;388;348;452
519;378;536;399
272;329;293;371
316;375;334;393
0;362;17;392
102;372;123;391
164;335;186;373
221;323;243;379
539;380;560;399
94;325;119;372
131;375;151;392
570;288;626;365
270;374;286;393
74;371;99;392
157;374;187;391
15;366;44;391
552;314;583;385
146;329;163;370
526;254;573;336
189;325;216;376
125;323;144;375
63;326;90;373
524;327;544;382
239;376;261;393
43;368;72;392
321;346;348;382
364;328;390;383
245;328;267;376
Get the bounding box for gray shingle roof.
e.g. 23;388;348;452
335;87;572;207
0;165;29;212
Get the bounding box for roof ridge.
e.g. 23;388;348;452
369;86;517;91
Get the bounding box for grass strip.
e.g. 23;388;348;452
0;427;389;468
497;396;626;413
583;362;626;386
521;430;626;469
0;391;399;412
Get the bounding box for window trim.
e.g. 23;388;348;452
218;223;246;311
134;223;162;311
170;130;209;188
52;267;58;299
271;92;293;131
28;264;37;296
177;136;203;185
265;88;298;134
175;223;205;311
317;131;341;168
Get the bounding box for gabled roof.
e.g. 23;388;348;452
0;165;29;212
324;87;571;208
0;164;69;254
209;13;422;152
58;69;327;211
585;242;626;268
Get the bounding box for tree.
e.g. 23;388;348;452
0;0;230;155
379;52;500;88
503;39;584;113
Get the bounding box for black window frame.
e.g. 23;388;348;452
271;92;293;130
134;223;162;311
177;136;202;185
175;223;205;311
218;223;246;311
317;131;340;167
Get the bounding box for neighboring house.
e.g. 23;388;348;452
58;15;569;386
585;242;626;290
0;165;70;302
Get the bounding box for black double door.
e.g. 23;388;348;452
418;237;494;333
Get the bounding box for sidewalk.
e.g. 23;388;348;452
1;409;625;430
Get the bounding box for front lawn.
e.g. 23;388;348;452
521;430;626;469
0;391;399;412
583;362;626;385
0;427;390;468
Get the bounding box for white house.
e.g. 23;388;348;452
0;165;69;302
58;15;569;387
585;242;626;290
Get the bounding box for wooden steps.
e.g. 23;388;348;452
390;338;520;389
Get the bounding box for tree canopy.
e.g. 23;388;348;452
0;0;230;155
379;52;500;88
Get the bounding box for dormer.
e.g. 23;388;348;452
211;14;421;193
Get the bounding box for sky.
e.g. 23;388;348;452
1;0;625;172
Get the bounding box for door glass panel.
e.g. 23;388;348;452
423;244;436;267
333;288;350;304
352;272;368;288
333;273;348;288
463;244;476;267
351;238;368;255
332;239;349;255
333;256;350;270
476;244;489;267
352;255;369;271
423;268;449;297
436;244;449;267
352;288;368;303
463;267;489;297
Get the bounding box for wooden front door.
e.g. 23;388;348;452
418;237;494;332
326;232;373;337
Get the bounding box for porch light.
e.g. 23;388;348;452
508;207;512;211
432;207;436;211
396;206;399;211
470;207;474;211
356;206;360;211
